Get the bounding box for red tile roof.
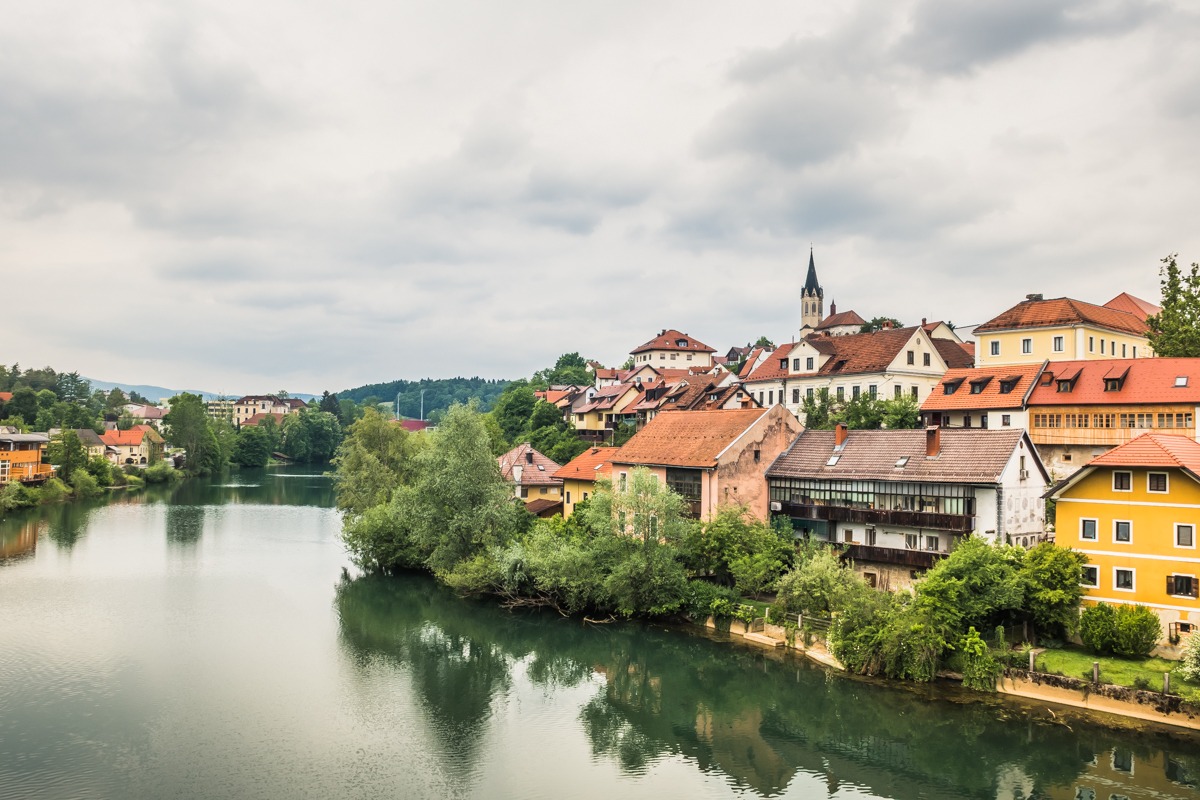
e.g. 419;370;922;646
101;429;151;447
816;309;866;330
0;392;11;403
524;498;563;516
1086;432;1200;473
395;420;430;432
742;343;798;383
745;327;972;384
243;412;286;426
974;297;1149;335
1026;358;1200;406
613;408;769;468
552;447;616;482
631;329;716;355
497;444;563;486
1103;292;1160;322
921;363;1045;411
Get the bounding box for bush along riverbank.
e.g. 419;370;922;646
0;456;183;517
334;402;1200;727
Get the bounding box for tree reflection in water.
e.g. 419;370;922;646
333;571;1200;799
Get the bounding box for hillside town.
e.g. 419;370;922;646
489;251;1197;654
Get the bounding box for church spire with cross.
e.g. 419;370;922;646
801;247;824;329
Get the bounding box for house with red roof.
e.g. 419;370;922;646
920;362;1047;431
571;383;644;441
630;329;716;369
973;294;1152;368
497;443;563;506
742;324;973;424
611;406;802;521
1024;358;1200;476
1048;432;1200;649
553;446;616;519
769;425;1049;589
813;304;867;336
100;425;164;465
1103;292;1160;322
233;395;307;426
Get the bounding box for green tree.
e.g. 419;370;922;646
318;391;342;421
164;393;226;475
490;383;536;443
47;429;88;484
880;395;921;429
231;425;271;468
105;387;128;410
860;316;904;333
774;546;860;618
533;353;591;388
754;335;775;349
832;393;886;430
1019;542;1086;640
280;409;342;464
333;409;426;517
915;536;1027;637
800;388;833;429
1146;253;1200;357
6;386;38;426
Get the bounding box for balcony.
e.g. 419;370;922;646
776;502;975;533
837;543;945;570
0;463;55;485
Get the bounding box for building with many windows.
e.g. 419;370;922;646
973;294;1152;368
920;362;1046;430
767;425;1049;590
1047;433;1200;650
629;329;716;368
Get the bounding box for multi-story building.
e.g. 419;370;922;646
1024;358;1200;476
100;426;165;466
742;323;973;424
552;446;616;519
571;383;644;440
233;396;307;427
920;362;1046;430
767;426;1049;589
611;406;803;521
497;443;563;506
973;294;1152;368
630;329;716;369
1047;433;1200;647
0;426;52;486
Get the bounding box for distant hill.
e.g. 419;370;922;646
84;378;317;404
339;377;511;418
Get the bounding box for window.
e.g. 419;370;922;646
768;390;774;405
925;535;940;551
1177;524;1195;548
1081;565;1099;587
1148;472;1168;493
907;350;915;365
1122;343;1127;357
1080;519;1098;541
923;353;931;367
806;357;814;370
1114;520;1132;543
806;388;814;400
792;358;800;371
911;386;919;399
980;414;988;429
943;380;962;395
963;415;972;428
792;388;800;404
566;491;571;504
753;449;761;463
1176;376;1189;387
1104;378;1121;392
1021;338;1033;354
894;385;902;399
1168;575;1198;597
540;487;547;494
1089;335;1095;352
990;341;1000;356
869;385;877;398
686;354;693;361
521;487;529;498
1101;339;1106;354
852;386;861;400
1114;568;1134;591
1112;471;1132;491
970;381;985;394
998;379;1017;394
905;533;918;550
836;386;845;401
758;392;763;405
1002;414;1011;426
1053;335;1064;352
619;472;627;491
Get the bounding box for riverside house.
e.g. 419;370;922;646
497;443;563;512
610;405;802;521
553;446;616;519
1047;433;1200;648
0;426;52;486
767;425;1050;590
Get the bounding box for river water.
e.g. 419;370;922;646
1;468;1198;799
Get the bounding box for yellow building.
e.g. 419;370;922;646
1048;432;1200;646
571;383;643;439
974;295;1152;368
552;446;616;519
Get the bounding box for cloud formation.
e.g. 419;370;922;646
2;0;1199;394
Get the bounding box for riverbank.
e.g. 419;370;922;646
698;610;1200;734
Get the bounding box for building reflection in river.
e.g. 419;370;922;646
334;571;1200;799
0;516;41;561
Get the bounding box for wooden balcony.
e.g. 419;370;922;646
837;543;944;570
776;502;975;533
0;463;55;485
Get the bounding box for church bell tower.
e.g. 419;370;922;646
801;248;823;330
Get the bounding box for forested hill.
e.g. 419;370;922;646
338;377;511;418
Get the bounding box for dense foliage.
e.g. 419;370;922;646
1079;603;1162;658
800;388;921;430
1146;253;1200;357
338;377;510;418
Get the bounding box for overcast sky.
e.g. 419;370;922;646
4;0;1199;395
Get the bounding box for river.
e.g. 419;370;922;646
1;468;1197;799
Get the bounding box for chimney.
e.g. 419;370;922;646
926;426;941;458
881;320;893;330
1026;293;1043;301
921;317;927;326
834;423;848;448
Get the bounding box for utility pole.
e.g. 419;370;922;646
420;389;425;421
395;391;401;421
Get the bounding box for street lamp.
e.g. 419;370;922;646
395;391;401;421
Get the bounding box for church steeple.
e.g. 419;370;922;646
801;247;824;329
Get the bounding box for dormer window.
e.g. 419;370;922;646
969;377;992;394
998;378;1019;394
1104;379;1120;391
1056;380;1073;393
779;358;787;369
675;339;689;348
943;379;963;395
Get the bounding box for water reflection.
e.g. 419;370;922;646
0;516;40;561
43;498;103;549
165;504;206;545
335;571;1200;799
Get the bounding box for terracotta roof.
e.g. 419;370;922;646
630;329;716;355
959;341;976;358
101;429;151;447
576;382;641;413
737;347;767;379
0;392;13;403
767;428;1044;485
612;408;769;469
1103;292;1160;322
552;447;616;482
1026;358;1200;406
523;498;563;516
593;368;619;380
932;339;975;369
743;343;798;383
921;363;1045;411
497;443;563;486
1087;432;1200;472
816;309;867;330
395;420;430;432
974;297;1149;336
746;327;972;384
243;412;286;426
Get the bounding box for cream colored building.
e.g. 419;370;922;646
973;294;1152;368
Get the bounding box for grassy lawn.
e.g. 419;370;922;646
1035;646;1200;702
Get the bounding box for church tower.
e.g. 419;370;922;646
800;248;824;330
